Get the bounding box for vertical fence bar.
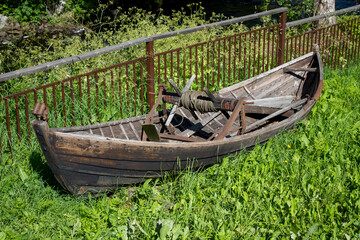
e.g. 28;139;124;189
25;93;31;143
277;11;287;66
217;40;221;85
118;67;123;119
103;73;107;108
212;42;215;85
335;24;341;69
233;36;237;81
223;39;226;86
146;41;155;109
157;56;161;85
238;34;242;79
253;31;257;77
78;77;84;125
15;96;21;142
206;43;210;88
170;52;174;79
61;82;66;126
228;38;232;84
176;50;180;85
140;63;144;114
126;64;130;112
87;75;92;123
257;30;261;75
195;46;199;85
262;29;266;73
95;73;100;122
356;18;360;60
201;44;205;89
70;79;75;126
43;88;47;106
52;85;57;124
133;62;137;114
164;54;167;83
5;99;12;157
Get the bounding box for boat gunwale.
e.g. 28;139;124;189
49;99;316;149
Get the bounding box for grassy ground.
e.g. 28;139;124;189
0;63;359;239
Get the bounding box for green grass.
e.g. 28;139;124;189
1;63;360;239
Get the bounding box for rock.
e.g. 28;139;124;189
0;14;9;29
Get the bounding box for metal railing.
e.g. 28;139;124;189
1;5;359;156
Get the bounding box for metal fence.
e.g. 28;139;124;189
1;6;360;155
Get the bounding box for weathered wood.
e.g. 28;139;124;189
286;5;360;28
244;86;256;99
0;8;287;82
246;98;307;132
214;98;246;140
142;124;160;142
159;133;206;142
31;51;323;196
284;67;317;72
250;96;294;108
179;111;222;137
129;122;141;141
119;124;129;140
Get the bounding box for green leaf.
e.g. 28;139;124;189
158;219;174;240
0;232;6;240
18;166;28;182
300;134;310;148
352;121;360;131
172;224;182;240
182;226;189;240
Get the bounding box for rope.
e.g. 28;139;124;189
180;91;217;113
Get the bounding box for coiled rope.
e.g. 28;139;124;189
180;91;217;113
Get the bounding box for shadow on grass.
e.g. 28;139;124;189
29;151;68;194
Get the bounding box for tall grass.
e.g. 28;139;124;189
0;61;359;238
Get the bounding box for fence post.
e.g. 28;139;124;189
277;11;287;66
146;41;155;109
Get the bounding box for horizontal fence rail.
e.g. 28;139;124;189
1;5;360;156
0;8;288;83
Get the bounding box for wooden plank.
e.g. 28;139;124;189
218;53;313;95
129;122;141;141
179;111;222;137
158;133;206;142
142;124;160;142
119;124;129;140
109;125;115;138
244;86;256;99
284;67;317;72
286;5;360;28
250;96;294;108
246;98;307;132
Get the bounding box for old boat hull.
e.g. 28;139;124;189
32;51;323;195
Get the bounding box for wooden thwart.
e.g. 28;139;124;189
284;67;317;72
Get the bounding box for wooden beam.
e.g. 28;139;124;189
284;67;317;72
0;8;288;82
286;5;360;28
245;98;307;132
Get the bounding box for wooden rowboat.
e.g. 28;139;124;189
32;46;323;196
